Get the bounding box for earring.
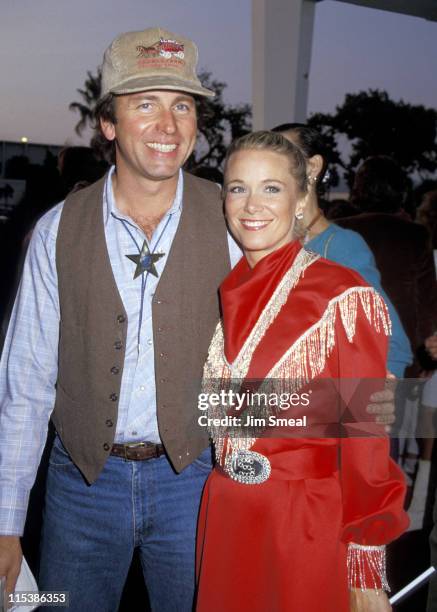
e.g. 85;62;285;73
296;194;308;220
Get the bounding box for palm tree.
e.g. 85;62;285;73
69;68;102;136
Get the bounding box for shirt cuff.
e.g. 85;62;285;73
347;543;389;591
0;485;29;536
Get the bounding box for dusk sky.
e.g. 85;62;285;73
1;0;436;146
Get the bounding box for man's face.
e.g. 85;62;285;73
101;90;197;183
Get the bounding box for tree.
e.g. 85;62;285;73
309;90;437;187
69;68;251;169
191;70;252;170
69;68;102;136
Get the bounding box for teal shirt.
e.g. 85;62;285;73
306;224;412;377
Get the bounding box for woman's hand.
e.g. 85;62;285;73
350;589;392;611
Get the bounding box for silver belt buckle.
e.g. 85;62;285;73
225;449;271;485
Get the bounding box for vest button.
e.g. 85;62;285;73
114;340;123;350
106;419;114;427
117;315;126;324
110;393;118;402
111;366;120;375
103;443;110;451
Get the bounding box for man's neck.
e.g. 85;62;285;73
112;168;180;240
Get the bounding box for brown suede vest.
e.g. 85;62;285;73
53;172;230;483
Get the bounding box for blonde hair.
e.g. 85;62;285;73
224;130;308;195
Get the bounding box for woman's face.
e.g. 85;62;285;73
225;149;304;267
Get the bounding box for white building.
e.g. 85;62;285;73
252;0;437;129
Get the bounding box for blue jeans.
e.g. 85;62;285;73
38;436;212;611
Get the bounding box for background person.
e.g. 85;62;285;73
343;155;437;379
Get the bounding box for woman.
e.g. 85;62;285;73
196;132;408;611
271;123;412;378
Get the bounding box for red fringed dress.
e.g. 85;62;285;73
196;241;408;612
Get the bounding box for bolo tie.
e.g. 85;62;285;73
121;214;173;351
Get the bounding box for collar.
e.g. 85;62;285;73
220;241;303;364
103;166;184;227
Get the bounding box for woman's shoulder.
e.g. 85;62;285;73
330;223;367;242
298;253;390;348
305;223;378;283
304;247;371;298
315;223;371;255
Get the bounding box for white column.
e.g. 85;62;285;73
252;0;317;130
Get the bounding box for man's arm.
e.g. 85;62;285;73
367;371;397;432
0;207;61;590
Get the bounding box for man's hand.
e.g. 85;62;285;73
350;589;392;611
366;372;397;433
425;334;437;360
0;535;22;600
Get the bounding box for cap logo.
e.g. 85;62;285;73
136;38;185;65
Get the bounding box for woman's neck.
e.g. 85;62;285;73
306;213;330;240
303;192;330;240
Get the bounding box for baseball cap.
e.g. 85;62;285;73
101;27;214;99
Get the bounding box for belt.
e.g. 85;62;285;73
110;442;165;461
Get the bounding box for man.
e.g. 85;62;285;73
0;27;240;611
0;27;395;611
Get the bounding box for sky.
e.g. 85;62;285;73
0;0;436;146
